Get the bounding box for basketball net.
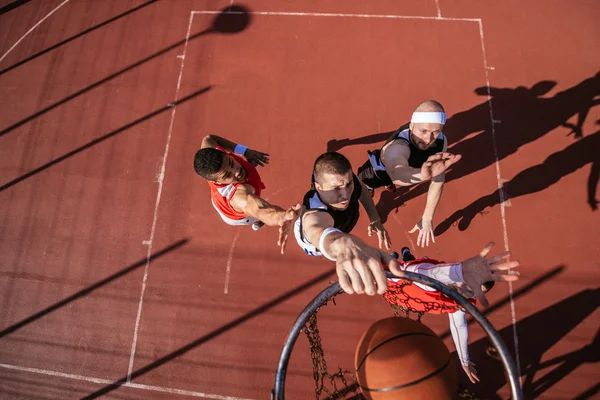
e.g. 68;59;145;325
302;281;480;399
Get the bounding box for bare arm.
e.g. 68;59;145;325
201;134;237;151
358;181;381;222
358;181;392;249
382;142;425;186
201;134;270;166
302;211;401;295
230;184;286;226
423;174;445;219
230;185;300;253
423;136;448;221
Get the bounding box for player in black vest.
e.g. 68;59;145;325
294;152;398;296
357;100;461;247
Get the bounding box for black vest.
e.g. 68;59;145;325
299;174;362;239
384;123;446;168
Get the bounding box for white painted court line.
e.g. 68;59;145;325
477;19;521;378
224;231;241;294
190;8;520;373
126;10;196;382
192;10;479;22
435;0;442;18
0;0;72;65
0;363;258;400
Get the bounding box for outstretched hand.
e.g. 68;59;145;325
462;362;480;384
409;217;435;247
367;220;392;250
333;236;402;295
420;152;461;181
245;149;270;167
277;204;301;254
461;242;520;307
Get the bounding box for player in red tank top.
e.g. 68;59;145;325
194;135;300;253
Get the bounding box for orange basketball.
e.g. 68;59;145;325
354;317;457;399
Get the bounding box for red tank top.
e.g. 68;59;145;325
384;258;475;314
208;149;266;220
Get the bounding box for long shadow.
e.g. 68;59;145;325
459;288;600;399
333;74;600;223
574;382;600;400
0;0;32;15
435;129;600;234
327;131;393;152
0;239;188;338
0;86;212;192
82;268;337;399
0;4;251;137
0;0;159;76
438;265;565;341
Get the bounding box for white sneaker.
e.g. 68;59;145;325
252;221;265;231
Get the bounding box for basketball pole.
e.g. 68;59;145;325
271;270;523;400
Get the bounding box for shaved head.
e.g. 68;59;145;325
414;100;445;113
409;100;446;150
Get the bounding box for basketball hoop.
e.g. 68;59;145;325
271;270;522;400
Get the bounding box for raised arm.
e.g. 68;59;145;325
201;134;269;167
448;310;480;383
302;211;402;295
230;184;300;253
411;137;452;247
382;142;424;186
399;242;520;307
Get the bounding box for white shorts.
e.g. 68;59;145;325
293;218;322;257
212;200;259;226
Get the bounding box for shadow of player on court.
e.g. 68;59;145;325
329;73;600;224
435;125;600;234
455;287;599;399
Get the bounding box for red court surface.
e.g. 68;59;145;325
1;0;598;399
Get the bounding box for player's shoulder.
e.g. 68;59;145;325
231;182;256;198
303;190;327;210
382;138;411;165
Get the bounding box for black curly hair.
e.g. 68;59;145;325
194;148;224;180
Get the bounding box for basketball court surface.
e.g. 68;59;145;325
1;0;598;398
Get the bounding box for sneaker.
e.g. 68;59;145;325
252;221;265;231
401;247;415;262
390;251;400;260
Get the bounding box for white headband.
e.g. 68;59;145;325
411;111;446;124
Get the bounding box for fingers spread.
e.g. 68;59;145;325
479;242;495;258
488;251;512;264
490;260;520;271
384;231;392;250
418;230;425;247
491;273;520;282
280;235;288;255
474;287;489;308
377;230;384;249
